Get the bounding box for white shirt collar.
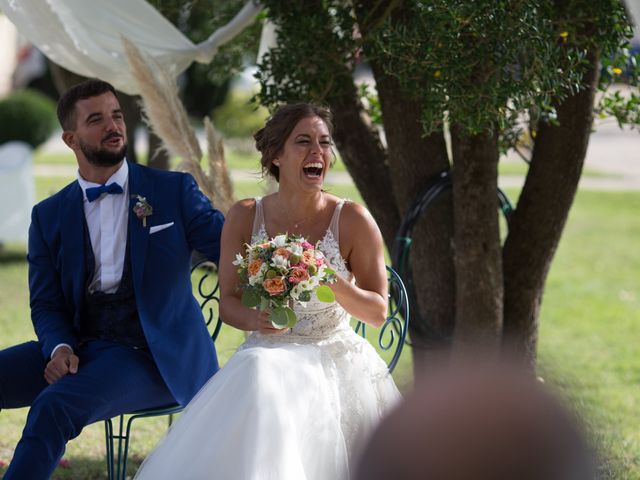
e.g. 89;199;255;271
77;161;129;202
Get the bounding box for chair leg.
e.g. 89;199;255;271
115;414;126;480
103;414;128;480
104;419;115;480
121;415;136;479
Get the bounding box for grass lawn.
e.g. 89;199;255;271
33;148;349;173
1;171;638;478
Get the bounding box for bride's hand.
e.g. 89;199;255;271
253;310;290;335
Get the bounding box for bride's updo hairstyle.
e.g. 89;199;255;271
254;103;334;182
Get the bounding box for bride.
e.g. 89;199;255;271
134;103;401;479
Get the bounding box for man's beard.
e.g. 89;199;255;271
80;136;127;167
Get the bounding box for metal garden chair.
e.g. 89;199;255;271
104;260;221;480
104;263;409;479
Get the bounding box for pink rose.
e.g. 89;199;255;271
288;267;310;284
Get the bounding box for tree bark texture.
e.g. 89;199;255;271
355;0;456;373
502;50;600;367
147;130;170;170
328;89;400;250
118;93;141;164
372;69;456;371
451;126;503;355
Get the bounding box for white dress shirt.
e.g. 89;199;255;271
51;161;129;358
77;161;129;294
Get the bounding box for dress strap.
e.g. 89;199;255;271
251;197;264;239
327;199;346;245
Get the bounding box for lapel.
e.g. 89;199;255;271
127;162;154;289
60;181;85;310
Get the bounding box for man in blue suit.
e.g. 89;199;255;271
0;79;224;479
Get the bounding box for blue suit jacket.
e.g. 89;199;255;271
27;162;224;406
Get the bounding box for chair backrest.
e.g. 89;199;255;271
353;266;409;373
190;262;409;373
191;260;223;342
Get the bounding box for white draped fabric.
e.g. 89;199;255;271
0;0;263;94
0;141;35;243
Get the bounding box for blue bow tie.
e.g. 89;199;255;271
85;182;124;202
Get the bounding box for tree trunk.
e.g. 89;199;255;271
328;90;400;250
451;126;503;357
118;93;141;164
355;0;456;374
502;50;600;368
372;69;456;372
147;130;170;170
48;61;86;96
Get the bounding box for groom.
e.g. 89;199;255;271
0;79;224;479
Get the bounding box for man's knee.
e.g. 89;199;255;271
0;341;47;409
27;389;95;441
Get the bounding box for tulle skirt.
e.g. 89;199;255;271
134;329;401;480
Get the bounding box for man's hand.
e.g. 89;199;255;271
44;346;79;384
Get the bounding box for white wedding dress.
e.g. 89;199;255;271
134;198;401;480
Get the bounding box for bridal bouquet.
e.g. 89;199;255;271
234;233;337;328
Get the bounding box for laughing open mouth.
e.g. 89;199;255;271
303;162;323;178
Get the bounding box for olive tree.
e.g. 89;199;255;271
252;0;638;371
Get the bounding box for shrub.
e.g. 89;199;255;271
0;89;57;149
212;89;269;139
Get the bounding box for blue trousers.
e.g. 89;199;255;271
0;339;175;479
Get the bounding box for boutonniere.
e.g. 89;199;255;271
132;194;153;227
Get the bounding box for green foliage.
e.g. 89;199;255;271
597;46;640;129
0;89;57;149
255;1;358;109
256;0;637;144
147;1;262;115
212;90;269;138
367;1;593;136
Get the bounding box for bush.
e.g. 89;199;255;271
212;89;269;139
0;89;57;149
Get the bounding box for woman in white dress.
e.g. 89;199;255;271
135;103;401;480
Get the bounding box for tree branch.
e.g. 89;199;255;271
502;49;600;367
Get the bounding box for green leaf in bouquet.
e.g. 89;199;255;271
298;290;312;302
315;285;336;303
284;306;297;328
270;307;289;329
324;267;336;277
260;296;271;311
241;290;261;308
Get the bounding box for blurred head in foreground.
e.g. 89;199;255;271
354;364;594;480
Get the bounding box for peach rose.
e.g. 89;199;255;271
288;267;310;284
263;277;286;296
301;250;315;266
248;259;264;277
273;247;291;259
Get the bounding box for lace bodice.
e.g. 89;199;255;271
246;197;353;339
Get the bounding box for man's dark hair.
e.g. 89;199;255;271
56;79;118;130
